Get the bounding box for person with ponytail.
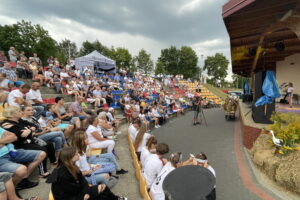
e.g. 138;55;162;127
47;147;127;200
133;123;151;160
149;152;182;200
140;136;157;169
72;130;127;188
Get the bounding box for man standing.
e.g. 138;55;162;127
26;82;45;118
8;47;17;63
7;84;31;107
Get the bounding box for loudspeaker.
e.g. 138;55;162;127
252;103;275;124
248;47;257;56
253;71;266;101
275;42;285;52
242;94;253;103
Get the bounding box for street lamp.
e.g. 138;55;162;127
199;54;204;82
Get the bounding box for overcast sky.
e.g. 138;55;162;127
0;0;232;78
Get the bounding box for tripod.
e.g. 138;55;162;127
193;100;207;126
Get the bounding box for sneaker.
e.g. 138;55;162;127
16;179;38;190
116;169;128;175
155;125;159;128
118;197;127;200
157;125;161;127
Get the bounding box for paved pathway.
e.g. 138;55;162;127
152;108;280;200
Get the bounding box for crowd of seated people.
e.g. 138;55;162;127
0;47;209;200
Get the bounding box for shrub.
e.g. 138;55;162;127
268;112;300;154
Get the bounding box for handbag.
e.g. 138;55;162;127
33;137;47;146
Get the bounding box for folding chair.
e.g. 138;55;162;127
139;175;152;200
90;148;102;156
49;190;54;200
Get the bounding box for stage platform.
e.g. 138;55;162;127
238;101;300;149
276;104;300;114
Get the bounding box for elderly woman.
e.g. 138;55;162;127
2;106;56;178
86;115;115;153
21;106;67;155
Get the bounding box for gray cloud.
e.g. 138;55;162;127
0;0;229;46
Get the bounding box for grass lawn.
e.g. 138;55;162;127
203;83;229;100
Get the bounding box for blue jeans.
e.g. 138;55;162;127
88;153;120;171
85;174;117;188
32;104;45;119
38;131;66;152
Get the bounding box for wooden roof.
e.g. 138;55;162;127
222;0;300;76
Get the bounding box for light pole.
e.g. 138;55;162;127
199;54;204;82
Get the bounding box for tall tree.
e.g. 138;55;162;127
178;46;199;79
58;39;78;59
135;49;153;75
158;46;180;75
232;74;249;89
203;53;229;86
155;60;165;75
111;47;132;70
79;40;110;57
0;20;59;64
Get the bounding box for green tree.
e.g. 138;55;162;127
158;46;180;75
111;47;132;70
0;20;59;64
232;74;249;89
155;60;165;75
203;53;229;86
58;39;78;59
178;46;199;79
135;49;153;75
79;40;110;57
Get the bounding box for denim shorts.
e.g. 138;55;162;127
0;149;41;173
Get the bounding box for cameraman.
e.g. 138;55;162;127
193;96;202;125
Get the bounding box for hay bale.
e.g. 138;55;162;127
275;151;300;193
250;134;300;194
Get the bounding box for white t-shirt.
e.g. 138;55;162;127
26;89;43;105
128;124;138;141
75;153;91;171
137;133;151;152
86;125;103;145
143;154;164;187
8;89;23;106
287;87;294;94
44;71;53;79
140;146;152;169
38;117;47;128
106;112;114;122
150;162;175;200
60;72;69;78
0;79;9;88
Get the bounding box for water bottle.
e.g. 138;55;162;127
9;149;17;158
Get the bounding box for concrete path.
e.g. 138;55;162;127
151;108;280;200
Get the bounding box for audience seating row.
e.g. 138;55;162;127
127;132;151;200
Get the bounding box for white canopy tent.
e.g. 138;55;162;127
75;50;116;73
